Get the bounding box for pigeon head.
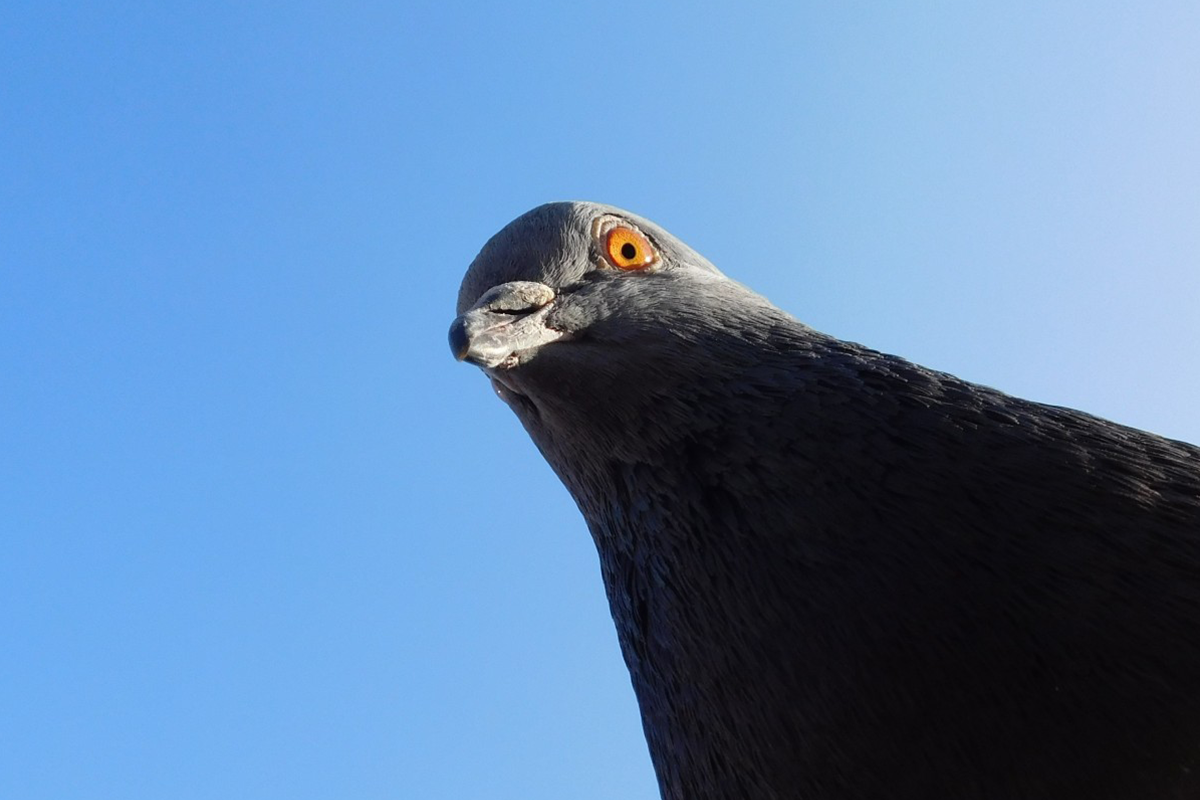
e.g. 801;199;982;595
452;201;725;321
449;201;791;460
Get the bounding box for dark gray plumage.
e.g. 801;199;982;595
449;201;1200;799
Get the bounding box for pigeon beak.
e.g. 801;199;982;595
448;281;567;369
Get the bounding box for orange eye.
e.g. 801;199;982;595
604;226;657;270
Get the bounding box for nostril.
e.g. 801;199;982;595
478;281;556;314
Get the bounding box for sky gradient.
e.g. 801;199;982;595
3;3;1199;798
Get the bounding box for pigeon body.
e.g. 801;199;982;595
449;201;1200;799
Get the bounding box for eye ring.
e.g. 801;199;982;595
598;223;659;271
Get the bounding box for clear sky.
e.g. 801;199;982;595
3;3;1198;799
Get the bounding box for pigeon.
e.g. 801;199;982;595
448;201;1200;800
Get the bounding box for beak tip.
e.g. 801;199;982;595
448;318;470;362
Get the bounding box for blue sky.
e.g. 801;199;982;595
3;3;1198;798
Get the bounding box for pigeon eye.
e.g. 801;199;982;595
604;226;657;271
